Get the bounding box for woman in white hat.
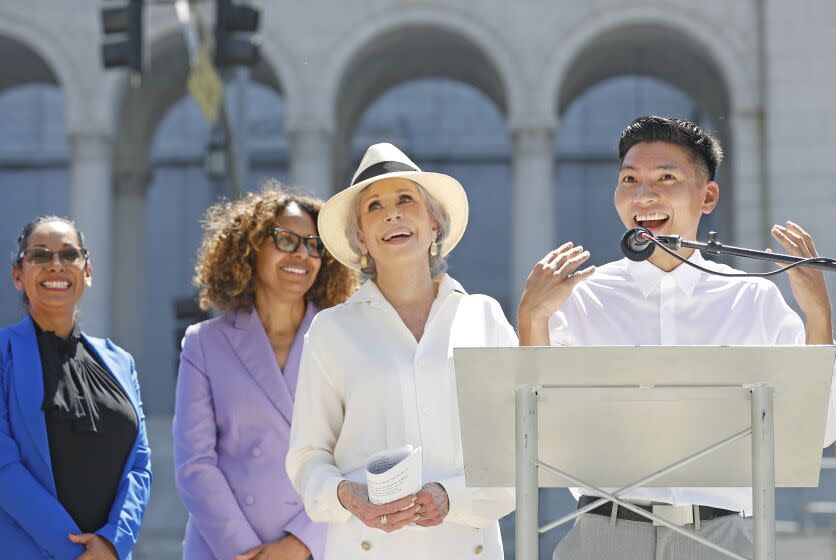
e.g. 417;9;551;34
286;143;516;559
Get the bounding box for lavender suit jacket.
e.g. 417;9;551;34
173;303;325;560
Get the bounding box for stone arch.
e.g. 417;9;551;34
0;12;87;134
542;8;760;243
313;7;523;185
541;7;758;117
317;8;521;129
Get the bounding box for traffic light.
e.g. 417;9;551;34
100;0;143;74
214;0;260;68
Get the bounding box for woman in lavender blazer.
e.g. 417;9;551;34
173;184;356;560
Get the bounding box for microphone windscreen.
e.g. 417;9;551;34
621;228;656;262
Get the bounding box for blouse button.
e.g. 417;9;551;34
361;540;372;551
245;495;254;505
474;544;484;555
252;447;262;457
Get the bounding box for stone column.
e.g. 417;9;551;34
287;123;335;200
730;110;768;258
69;131;114;337
509;122;557;314
111;168;152;357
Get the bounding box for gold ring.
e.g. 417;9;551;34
380;514;388;525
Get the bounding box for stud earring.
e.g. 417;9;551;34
360;251;368;269
430;241;439;257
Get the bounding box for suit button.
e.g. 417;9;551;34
474;544;484;555
252;447;262;457
245;495;254;505
361;540;372;551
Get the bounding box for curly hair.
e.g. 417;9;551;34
194;180;358;314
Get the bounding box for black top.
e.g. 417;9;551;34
34;319;138;534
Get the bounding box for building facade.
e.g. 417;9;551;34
1;1;835;557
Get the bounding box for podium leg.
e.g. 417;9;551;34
751;383;775;560
516;385;539;560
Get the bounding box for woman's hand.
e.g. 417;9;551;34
337;481;420;532
770;221;833;344
235;534;311;560
68;533;117;560
414;482;449;527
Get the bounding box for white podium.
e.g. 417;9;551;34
454;346;835;560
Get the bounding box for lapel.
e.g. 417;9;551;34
82;335;140;414
282;302;317;400
223;309;295;425
8;315;54;478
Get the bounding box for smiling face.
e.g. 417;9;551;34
357;177;438;271
615;141;719;243
253;201;322;305
11;220;91;316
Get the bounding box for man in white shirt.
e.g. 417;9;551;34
518;115;836;559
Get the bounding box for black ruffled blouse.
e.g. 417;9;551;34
34;319;138;533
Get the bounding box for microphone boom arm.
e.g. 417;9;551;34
655;232;836;272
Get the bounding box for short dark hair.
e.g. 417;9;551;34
618;116;724;181
12;215;87;306
13;215;86;267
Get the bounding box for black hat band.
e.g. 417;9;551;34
352;161;419;186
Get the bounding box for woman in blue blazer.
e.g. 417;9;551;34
0;216;151;559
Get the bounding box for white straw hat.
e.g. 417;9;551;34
318;143;469;271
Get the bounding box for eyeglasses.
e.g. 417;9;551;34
271;228;326;258
18;247;88;266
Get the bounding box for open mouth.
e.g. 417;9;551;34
280;266;309;276
382;227;413;243
41;279;71;290
634;212;670;230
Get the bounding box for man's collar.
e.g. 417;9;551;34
347;274;467;306
626;250;706;298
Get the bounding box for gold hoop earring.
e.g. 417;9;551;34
429;241;439;257
360;252;368;269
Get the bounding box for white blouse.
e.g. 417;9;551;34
549;251;836;513
287;275;518;560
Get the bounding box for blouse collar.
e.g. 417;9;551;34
32;317;81;355
348;273;467;307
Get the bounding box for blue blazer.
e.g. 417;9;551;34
0;315;152;560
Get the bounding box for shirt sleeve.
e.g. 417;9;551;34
760;282;806;346
96;351;153;560
437;474;515;528
0;348;85;558
284;507;326;560
173;326;262;560
286;334;352;525
548;309;574;347
490;299;518;347
438;296;516;527
760;282;836;447
825;375;836;447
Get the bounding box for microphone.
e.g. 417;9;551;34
621;227;656;262
621;228;836;277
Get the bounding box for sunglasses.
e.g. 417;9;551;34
271;228;326;258
19;247;88;266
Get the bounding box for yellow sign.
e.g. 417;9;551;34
188;47;223;124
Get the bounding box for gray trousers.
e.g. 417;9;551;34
553;513;753;560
